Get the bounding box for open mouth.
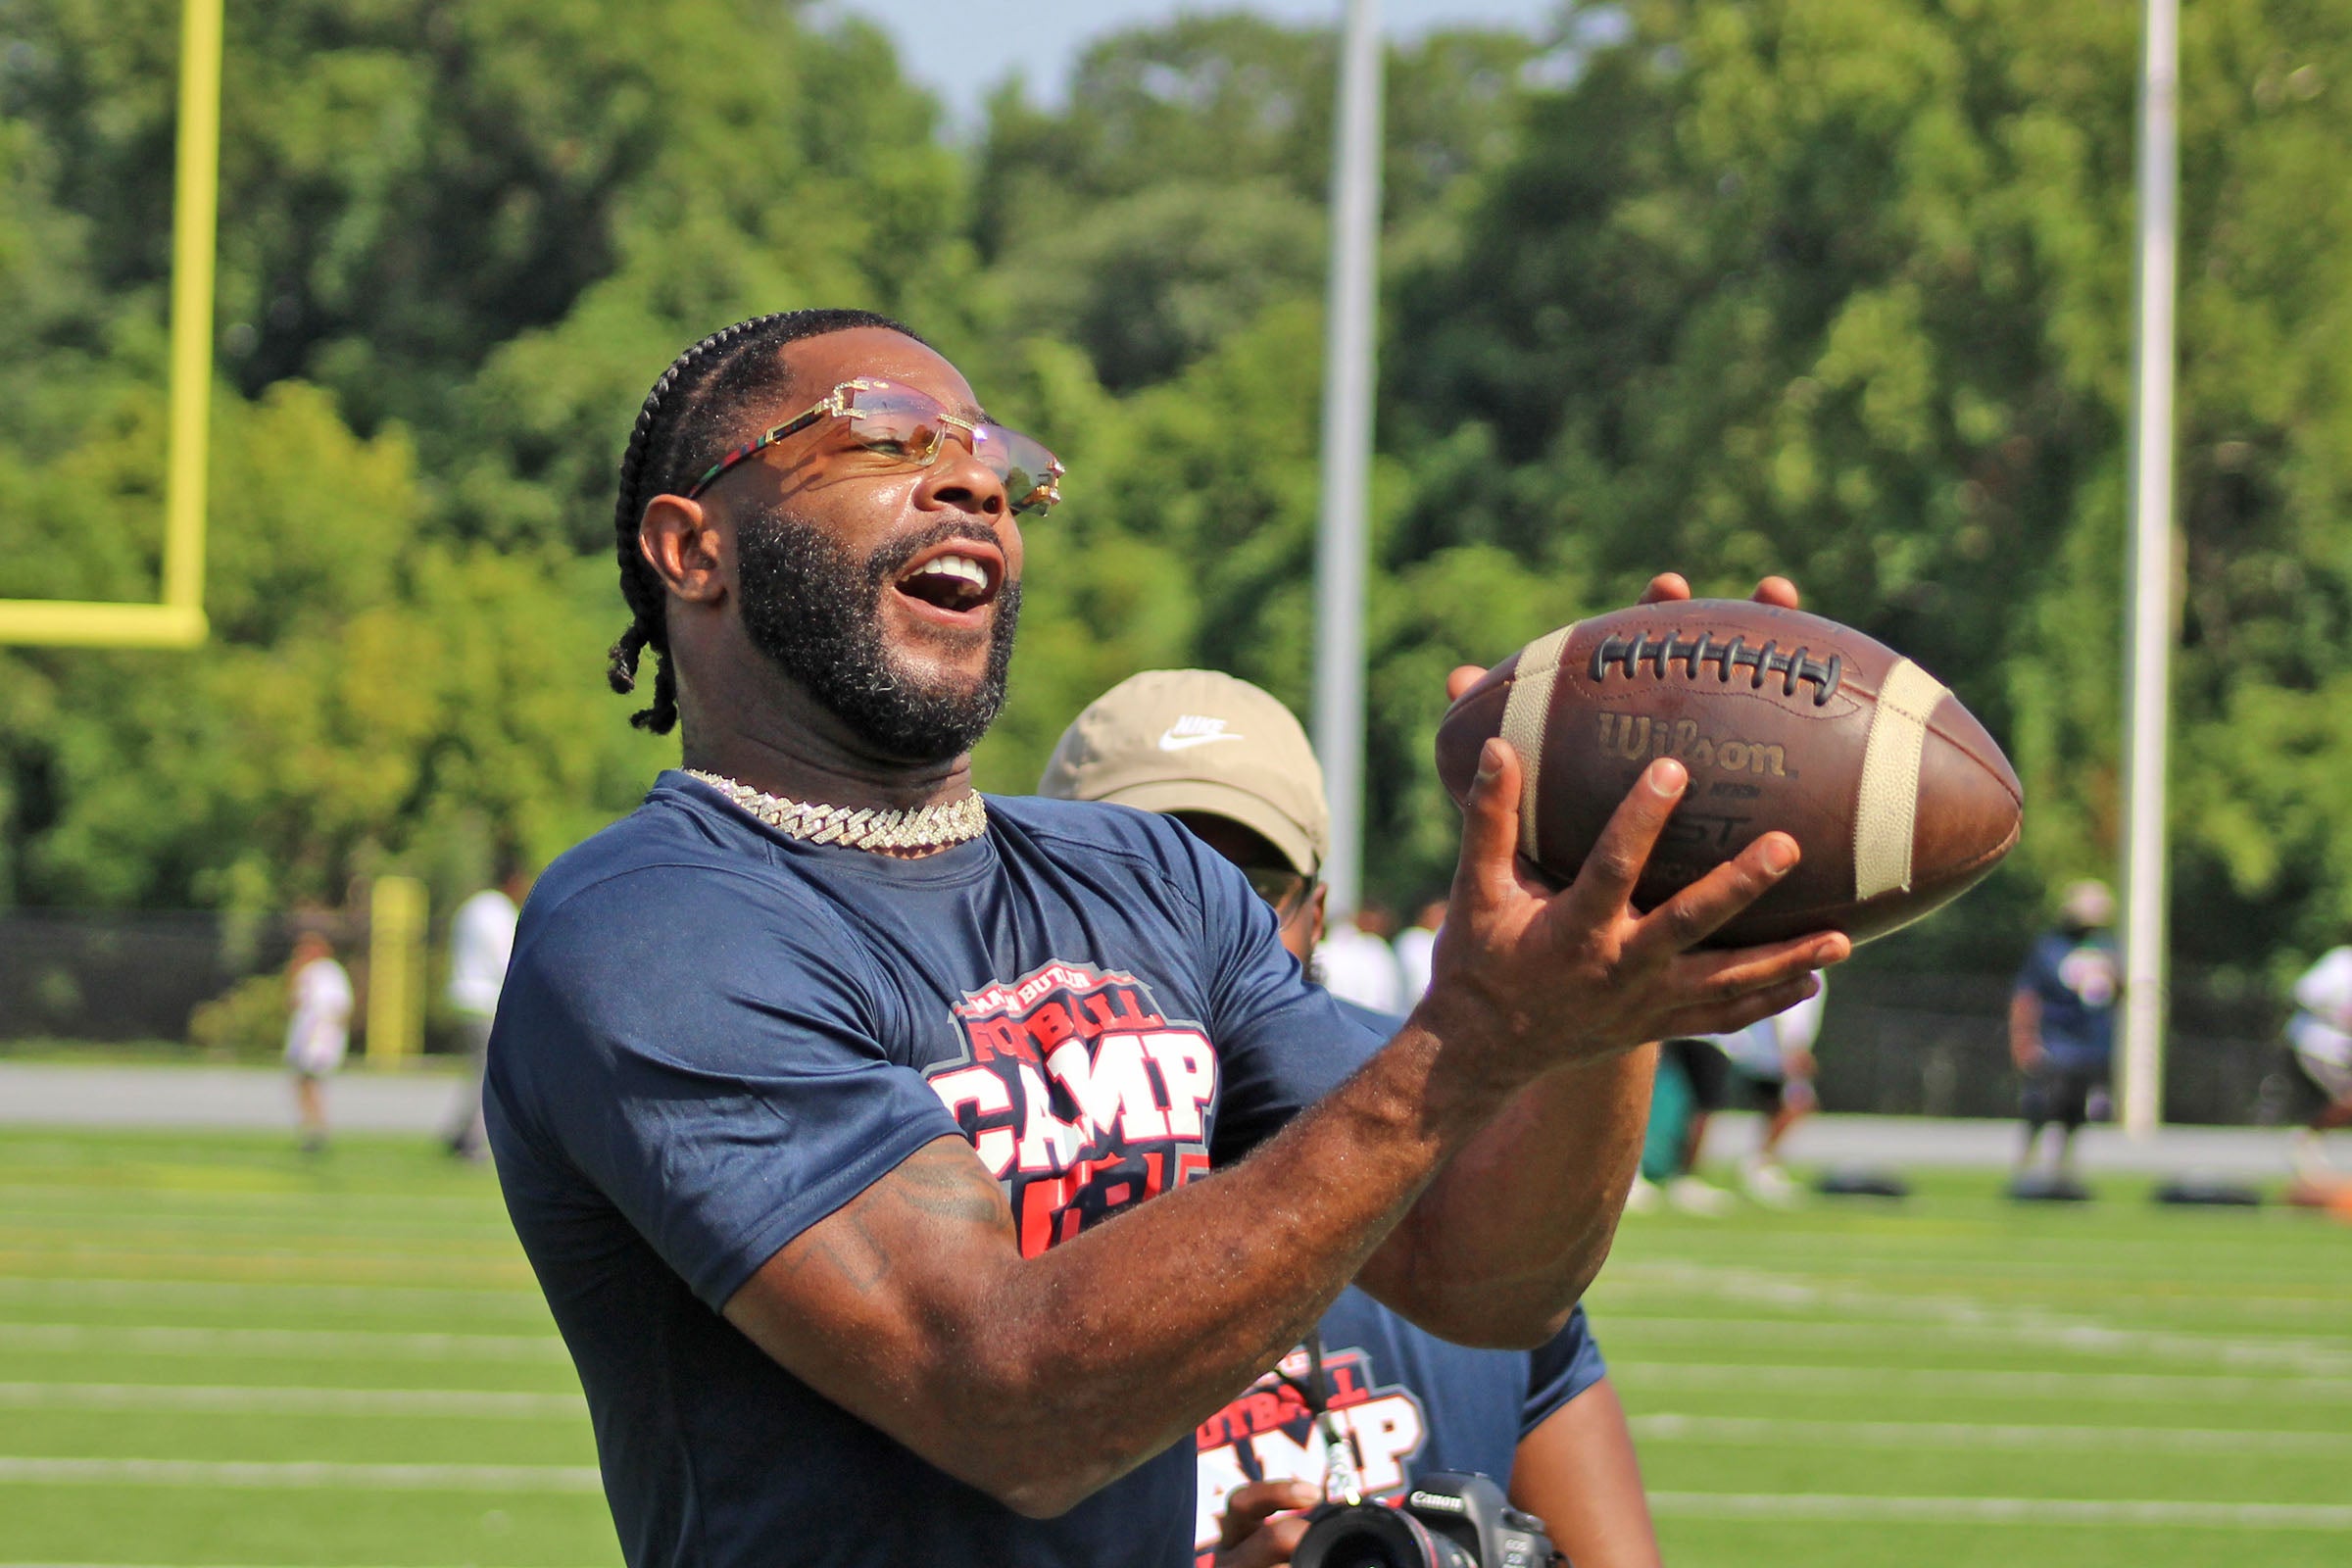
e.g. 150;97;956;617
894;545;1003;616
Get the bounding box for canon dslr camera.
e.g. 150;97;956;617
1291;1472;1557;1568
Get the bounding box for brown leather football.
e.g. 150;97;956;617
1435;600;2022;947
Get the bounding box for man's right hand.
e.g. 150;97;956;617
1413;738;1848;1111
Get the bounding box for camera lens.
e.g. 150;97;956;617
1293;1504;1477;1568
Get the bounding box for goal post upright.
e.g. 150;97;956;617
0;0;219;649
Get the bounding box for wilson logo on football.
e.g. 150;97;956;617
1594;713;1791;777
927;961;1216;1257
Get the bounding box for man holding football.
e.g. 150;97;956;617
487;309;1843;1567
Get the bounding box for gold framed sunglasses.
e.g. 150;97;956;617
684;378;1064;514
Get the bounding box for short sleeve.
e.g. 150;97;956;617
1171;833;1387;1163
1520;1304;1608;1436
490;864;962;1312
2296;949;2352;1023
2013;936;2058;999
1775;987;1827;1054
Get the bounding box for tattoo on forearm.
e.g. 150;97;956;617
782;1144;1010;1298
787;1208;893;1296
892;1147;1016;1230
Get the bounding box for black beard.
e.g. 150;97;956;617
734;503;1020;765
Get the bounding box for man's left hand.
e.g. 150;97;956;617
1213;1480;1320;1568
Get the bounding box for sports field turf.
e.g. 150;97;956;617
0;1129;2345;1567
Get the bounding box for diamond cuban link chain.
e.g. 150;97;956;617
685;770;988;854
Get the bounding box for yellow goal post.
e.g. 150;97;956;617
0;0;220;649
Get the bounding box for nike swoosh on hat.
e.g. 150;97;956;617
1158;729;1248;752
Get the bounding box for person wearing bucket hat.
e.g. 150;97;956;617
1044;671;1661;1568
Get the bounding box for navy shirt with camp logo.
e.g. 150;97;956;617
1191;1004;1609;1566
1193;1292;1605;1564
486;773;1381;1568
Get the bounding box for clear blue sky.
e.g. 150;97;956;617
826;0;1567;127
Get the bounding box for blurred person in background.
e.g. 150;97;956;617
443;861;529;1160
2009;879;2120;1195
284;931;353;1154
2283;942;2352;1180
1039;668;1660;1568
1721;987;1825;1212
1703;983;1827;1207
1629;988;1821;1215
1628;1035;1739;1216
1316;898;1402;1013
1393;897;1446;1004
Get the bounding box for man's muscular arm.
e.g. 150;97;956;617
725;737;1838;1518
1509;1379;1663;1568
1355;1047;1656;1346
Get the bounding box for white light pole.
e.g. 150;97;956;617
1313;0;1385;916
2120;0;2180;1138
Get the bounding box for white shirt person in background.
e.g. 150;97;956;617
284;932;354;1154
2285;944;2352;1179
1712;981;1828;1206
1393;898;1446;1004
444;867;528;1159
1315;901;1403;1013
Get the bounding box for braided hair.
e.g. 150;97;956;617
607;308;927;733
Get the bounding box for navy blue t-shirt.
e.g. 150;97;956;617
1190;1003;1608;1562
1192;1294;1605;1563
2014;929;2120;1072
486;774;1382;1568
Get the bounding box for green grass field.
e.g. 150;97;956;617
1;1130;2346;1567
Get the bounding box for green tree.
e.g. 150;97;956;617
1389;0;2352;970
0;0;971;914
972;15;1539;390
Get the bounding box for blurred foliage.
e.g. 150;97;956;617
2;1;2350;987
1386;0;2352;972
185;969;285;1060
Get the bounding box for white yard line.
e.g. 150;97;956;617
0;1383;582;1418
1631;1412;2352;1454
0;1457;600;1493
0;1241;521;1268
1592;1314;2352;1375
1610;1359;2352;1402
1617;1245;2351;1295
0;1210;508;1229
1602;1262;2346;1319
0;1277;547;1314
1646;1492;2352;1530
0;1182;492;1214
0;1322;565;1362
1596;1259;2352;1348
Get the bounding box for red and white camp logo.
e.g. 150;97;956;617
1192;1344;1429;1561
925;961;1217;1257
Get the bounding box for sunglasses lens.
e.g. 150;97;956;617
971;425;1062;514
1244;866;1310;914
847;390;949;464
846;385;1062;513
